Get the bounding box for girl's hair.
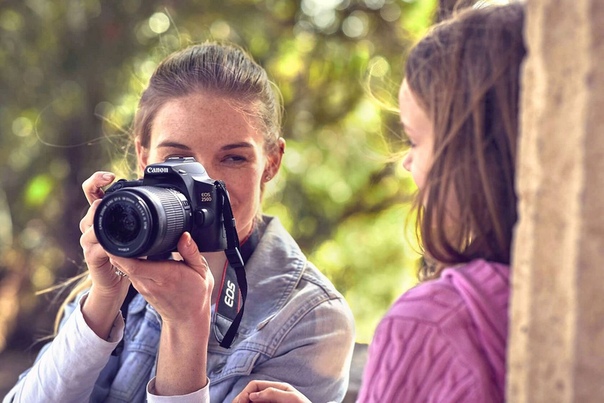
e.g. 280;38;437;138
135;41;283;154
405;3;526;279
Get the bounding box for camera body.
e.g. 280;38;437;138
93;157;227;259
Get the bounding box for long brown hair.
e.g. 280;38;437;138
405;3;526;279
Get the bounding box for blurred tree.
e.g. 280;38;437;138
0;0;439;367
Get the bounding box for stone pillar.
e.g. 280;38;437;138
508;0;604;401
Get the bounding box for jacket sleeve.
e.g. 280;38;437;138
224;294;355;403
2;294;123;403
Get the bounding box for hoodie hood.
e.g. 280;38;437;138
441;259;510;390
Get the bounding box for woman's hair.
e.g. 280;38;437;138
52;42;282;332
405;3;526;279
135;41;282;155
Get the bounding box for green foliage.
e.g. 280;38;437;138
0;0;436;349
24;175;54;207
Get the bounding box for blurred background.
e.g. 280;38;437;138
0;0;477;395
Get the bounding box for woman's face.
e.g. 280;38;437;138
399;79;434;192
136;92;283;240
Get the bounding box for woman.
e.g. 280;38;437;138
4;42;355;403
234;3;525;402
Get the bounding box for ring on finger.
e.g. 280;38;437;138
113;266;128;277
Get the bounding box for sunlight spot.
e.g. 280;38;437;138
149;12;170;34
12;117;33;138
210;20;231;39
343;13;367;38
368;56;390;78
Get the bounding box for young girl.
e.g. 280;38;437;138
234;3;525;402
4;42;355;403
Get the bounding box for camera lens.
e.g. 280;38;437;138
94;186;192;258
104;203;142;246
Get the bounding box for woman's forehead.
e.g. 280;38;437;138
150;94;266;148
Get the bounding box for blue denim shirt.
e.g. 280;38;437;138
10;216;355;403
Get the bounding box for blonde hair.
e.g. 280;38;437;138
53;41;282;330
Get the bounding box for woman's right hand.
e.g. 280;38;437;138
79;171;131;338
233;381;312;403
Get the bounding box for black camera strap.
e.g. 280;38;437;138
213;181;251;349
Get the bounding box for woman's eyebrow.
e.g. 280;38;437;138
220;142;254;151
155;141;255;151
156;141;192;150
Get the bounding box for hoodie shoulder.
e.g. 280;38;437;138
364;259;510;402
385;259;509;326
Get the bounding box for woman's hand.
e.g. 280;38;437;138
80;172;131;294
79;171;131;339
108;232;214;329
233;381;312;403
110;232;214;396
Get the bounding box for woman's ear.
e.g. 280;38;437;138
263;137;286;182
135;138;149;175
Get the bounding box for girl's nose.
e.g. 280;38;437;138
402;151;411;172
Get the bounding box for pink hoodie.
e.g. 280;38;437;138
358;259;509;402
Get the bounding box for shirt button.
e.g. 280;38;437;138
213;362;225;374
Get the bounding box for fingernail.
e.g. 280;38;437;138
186;233;193;248
101;172;114;181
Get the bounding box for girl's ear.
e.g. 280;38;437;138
135;138;149;175
263;137;286;182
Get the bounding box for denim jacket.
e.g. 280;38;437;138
6;216;355;403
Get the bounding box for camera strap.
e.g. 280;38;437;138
213;181;251;349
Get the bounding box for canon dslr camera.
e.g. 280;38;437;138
93;157;228;259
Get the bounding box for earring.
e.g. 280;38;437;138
264;174;272;181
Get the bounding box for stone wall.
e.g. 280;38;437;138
507;0;604;401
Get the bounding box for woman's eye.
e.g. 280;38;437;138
223;155;247;163
165;154;194;160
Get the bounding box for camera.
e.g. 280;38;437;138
93;157;228;259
